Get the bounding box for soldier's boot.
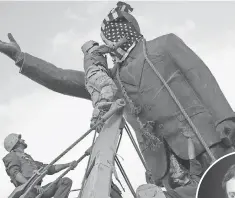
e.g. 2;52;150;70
90;107;100;129
95;109;107;133
136;184;167;198
91;98;115;131
90;107;107;133
97;101;113;111
90;117;98;128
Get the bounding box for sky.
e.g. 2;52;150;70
1;1;235;198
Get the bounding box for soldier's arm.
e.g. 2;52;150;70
0;33;91;100
14;173;28;184
40;161;75;175
48;163;71;174
2;153;28;184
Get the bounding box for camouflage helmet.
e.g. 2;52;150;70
81;40;99;54
4;133;21;152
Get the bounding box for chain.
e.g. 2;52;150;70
115;63;162;151
169;154;189;185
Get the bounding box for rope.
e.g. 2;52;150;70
77;130;97;198
35;153;88;198
21;121;100;198
115;156;136;198
113;127;126;192
116;129;123;153
116;63;162;150
142;38;216;162
124;123;149;171
70;189;81;192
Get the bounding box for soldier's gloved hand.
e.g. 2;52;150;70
69;160;79;170
97;101;113;110
33;170;41;176
34;185;44;194
0;33;22;61
216;120;235;147
85;146;92;156
96;124;103;133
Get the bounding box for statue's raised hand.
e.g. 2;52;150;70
0;33;21;61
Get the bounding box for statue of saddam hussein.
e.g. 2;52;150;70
1;1;235;198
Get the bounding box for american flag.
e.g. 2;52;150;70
101;2;143;62
116;1;133;13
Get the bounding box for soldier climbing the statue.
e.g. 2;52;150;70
81;39;126;132
1;1;235;198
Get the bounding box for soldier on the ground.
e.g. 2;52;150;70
2;133;78;198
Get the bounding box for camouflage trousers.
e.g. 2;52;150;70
25;177;72;198
85;65;118;126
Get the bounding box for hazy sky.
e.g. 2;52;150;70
1;1;235;198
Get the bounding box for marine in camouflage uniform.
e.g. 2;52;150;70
81;40;118;130
2;133;77;198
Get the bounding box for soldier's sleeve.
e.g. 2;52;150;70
95;45;112;54
163;33;235;124
15;52;91;100
2;152;21;179
46;165;56;175
36;162;56;175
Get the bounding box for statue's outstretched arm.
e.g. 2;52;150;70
0;33;90;100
